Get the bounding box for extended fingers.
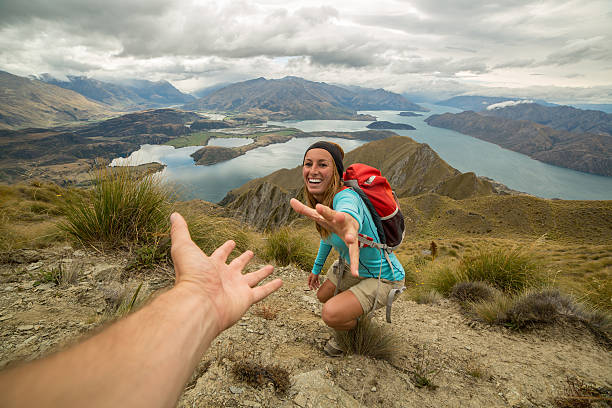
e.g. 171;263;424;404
348;242;360;277
170;212;193;249
251;279;283;303
210;240;236;262
229;250;254;271
244;264;274;287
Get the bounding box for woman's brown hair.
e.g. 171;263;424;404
302;142;344;238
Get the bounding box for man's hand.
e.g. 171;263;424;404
290;199;360;277
170;212;283;333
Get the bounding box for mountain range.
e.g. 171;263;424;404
426;109;612;176
183;76;427;120
38;74;196;110
484;103;612;136
0;71;113;130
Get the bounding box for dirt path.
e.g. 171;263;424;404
0;249;610;407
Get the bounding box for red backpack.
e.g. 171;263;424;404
343;163;405;252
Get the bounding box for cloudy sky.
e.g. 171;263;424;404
1;0;611;102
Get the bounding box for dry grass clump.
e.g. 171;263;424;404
580;274;612;312
457;247;544;294
252;303;279;320
38;261;80;286
411;345;442;390
450;281;498;303
101;282;148;320
553;376;612;408
413;289;444;305
185;213;252;258
262;226;317;270
0;181;70;251
463;357;490;380
59;167;173;249
231;361;290;394
470;292;515;325
334;317;397;361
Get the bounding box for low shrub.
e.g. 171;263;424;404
59;167;173;249
262;226;316;270
231;361;290;394
471;288;611;337
451;281;498;303
553;376;611;408
252;303;279;320
504;288;578;329
458;247;543;294
334;317;397;361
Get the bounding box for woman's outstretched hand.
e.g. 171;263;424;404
290;198;360;277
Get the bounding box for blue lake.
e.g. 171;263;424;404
111;105;612;202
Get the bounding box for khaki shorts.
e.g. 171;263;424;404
325;259;405;313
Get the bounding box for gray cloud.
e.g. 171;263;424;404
0;0;610;102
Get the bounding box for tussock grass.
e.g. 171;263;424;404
470;292;514;325
580;274;612;311
59;167;173;249
0;181;70;251
334;317;397;361
413;289;444;305
262;226;317;270
458;247;544;294
184;213;252;258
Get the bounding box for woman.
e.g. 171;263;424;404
290;141;405;356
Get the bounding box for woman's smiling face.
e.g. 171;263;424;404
302;148;335;201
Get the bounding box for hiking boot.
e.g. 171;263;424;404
324;338;344;357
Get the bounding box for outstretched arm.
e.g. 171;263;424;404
0;212;282;408
290;198;360;277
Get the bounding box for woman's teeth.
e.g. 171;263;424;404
309;178;322;184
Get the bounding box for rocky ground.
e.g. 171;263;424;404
0;247;610;407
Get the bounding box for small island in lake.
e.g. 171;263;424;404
366;121;416;130
399;111;423;117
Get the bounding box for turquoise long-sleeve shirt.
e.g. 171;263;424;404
311;188;405;282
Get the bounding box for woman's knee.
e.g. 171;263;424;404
321;303;341;326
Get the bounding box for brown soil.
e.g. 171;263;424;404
1;247;610;407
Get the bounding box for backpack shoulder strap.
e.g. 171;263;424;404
343;181;387;245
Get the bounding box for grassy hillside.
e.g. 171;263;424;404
0;71;114;130
0;172;610;407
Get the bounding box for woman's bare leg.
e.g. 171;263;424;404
316;279;336;303
321;290;363;331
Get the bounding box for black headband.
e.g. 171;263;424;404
303;141;344;179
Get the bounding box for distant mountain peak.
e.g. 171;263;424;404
184;76;427;119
